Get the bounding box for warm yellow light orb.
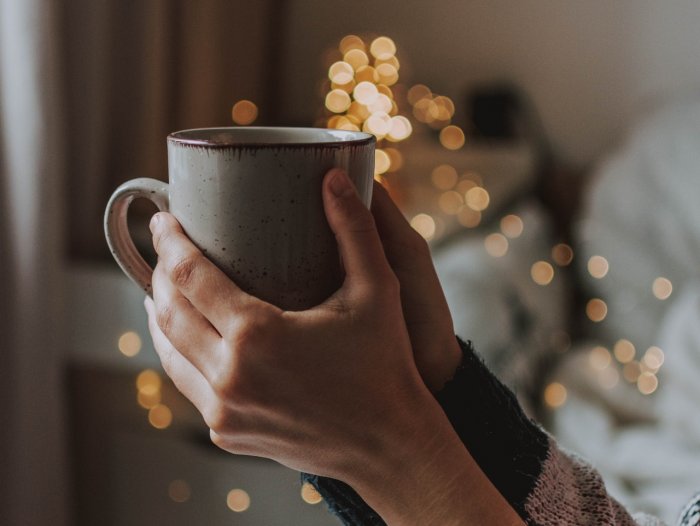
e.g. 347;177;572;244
370;36;397;60
136;369;161;395
387;116;412;141
439;125;465;150
438;191;464;215
407;84;432;105
339;35;366;55
227;489;251;512
652;277;673;300
374;149;391;176
457;206;481;228
148;404;173;429
637;372;658;395
431;164;458;190
589;346;612;370
353;81;379;105
118;331;142;357
484;233;509;258
613;339;636;363
325;89;352;113
410;214;436;240
586;298;608;322
343;48;369;70
328;61;354;84
301;482;324;505
500;215;524;238
465;187;490;211
551;243;574;266
376;63;399;86
231;100;258;126
531;261;555;286
543;382;567;408
587;255;609;279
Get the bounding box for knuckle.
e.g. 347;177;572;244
155;303;175;334
204;402;230;432
167;252;199;288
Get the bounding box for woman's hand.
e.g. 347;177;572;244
371;183;462;392
146;168;430;478
145;168;523;525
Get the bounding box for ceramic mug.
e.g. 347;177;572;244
104;127;375;310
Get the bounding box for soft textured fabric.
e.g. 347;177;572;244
303;338;700;525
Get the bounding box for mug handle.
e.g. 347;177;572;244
104;177;169;296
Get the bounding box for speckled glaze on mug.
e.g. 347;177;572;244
104;127;375;310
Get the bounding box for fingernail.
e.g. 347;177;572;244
149;213;160;233
329;169;352;197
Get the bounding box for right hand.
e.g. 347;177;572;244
370;182;462;392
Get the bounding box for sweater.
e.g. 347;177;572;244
302;338;700;525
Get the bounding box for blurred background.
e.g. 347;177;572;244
2;0;700;524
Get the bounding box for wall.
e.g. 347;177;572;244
280;0;700;168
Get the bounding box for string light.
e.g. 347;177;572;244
587;255;609;279
301;482;323;505
543;382;567;408
531;261;555;286
231;100;258;126
586;298;608;322
484;233;508;258
148;404;173;429
589;346;612;370
500;215;524;238
431;164;458;190
168;480;191;503
551;243;574;266
652;277;673;300
118;331;142;357
464;187;490;212
439;125;465;150
227;489;251;512
637;372;658;395
613;339;636;363
410;214;436;240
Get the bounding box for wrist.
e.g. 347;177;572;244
344;384;523;525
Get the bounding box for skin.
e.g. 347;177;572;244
145;168;524;525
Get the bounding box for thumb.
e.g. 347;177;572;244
322;168;393;288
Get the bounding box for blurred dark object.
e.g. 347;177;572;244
467;84;523;142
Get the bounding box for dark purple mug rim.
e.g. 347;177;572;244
167;127;376;149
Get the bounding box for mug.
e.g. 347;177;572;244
104;127;375;310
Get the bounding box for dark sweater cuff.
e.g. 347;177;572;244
437;337;549;519
304;336;550;524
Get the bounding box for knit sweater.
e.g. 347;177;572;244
302;338;700;525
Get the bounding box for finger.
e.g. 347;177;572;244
371;181;450;316
371;182;429;267
150;212;258;333
322;169;394;288
151;262;222;377
145;296;217;418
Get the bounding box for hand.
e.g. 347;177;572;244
145;168;522;525
145;168;436;477
371;183;462;391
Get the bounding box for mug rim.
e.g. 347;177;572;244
167;127;376;149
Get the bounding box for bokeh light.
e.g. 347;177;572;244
587;255;609;279
637;372;659;395
589;346;612;370
500;215;524;238
652;277;673;300
551;243;574;266
484;233;509;257
118;331;142;357
369;36;397;60
465;187;490;211
439;125;465;150
231;100;258;126
301;482;324;505
325;89;352;113
544;382;567;408
586;298;608;322
168;479;191;503
227;489;251;512
531;261;555;286
410;213;436;240
148;404;173;429
613;339;636;364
